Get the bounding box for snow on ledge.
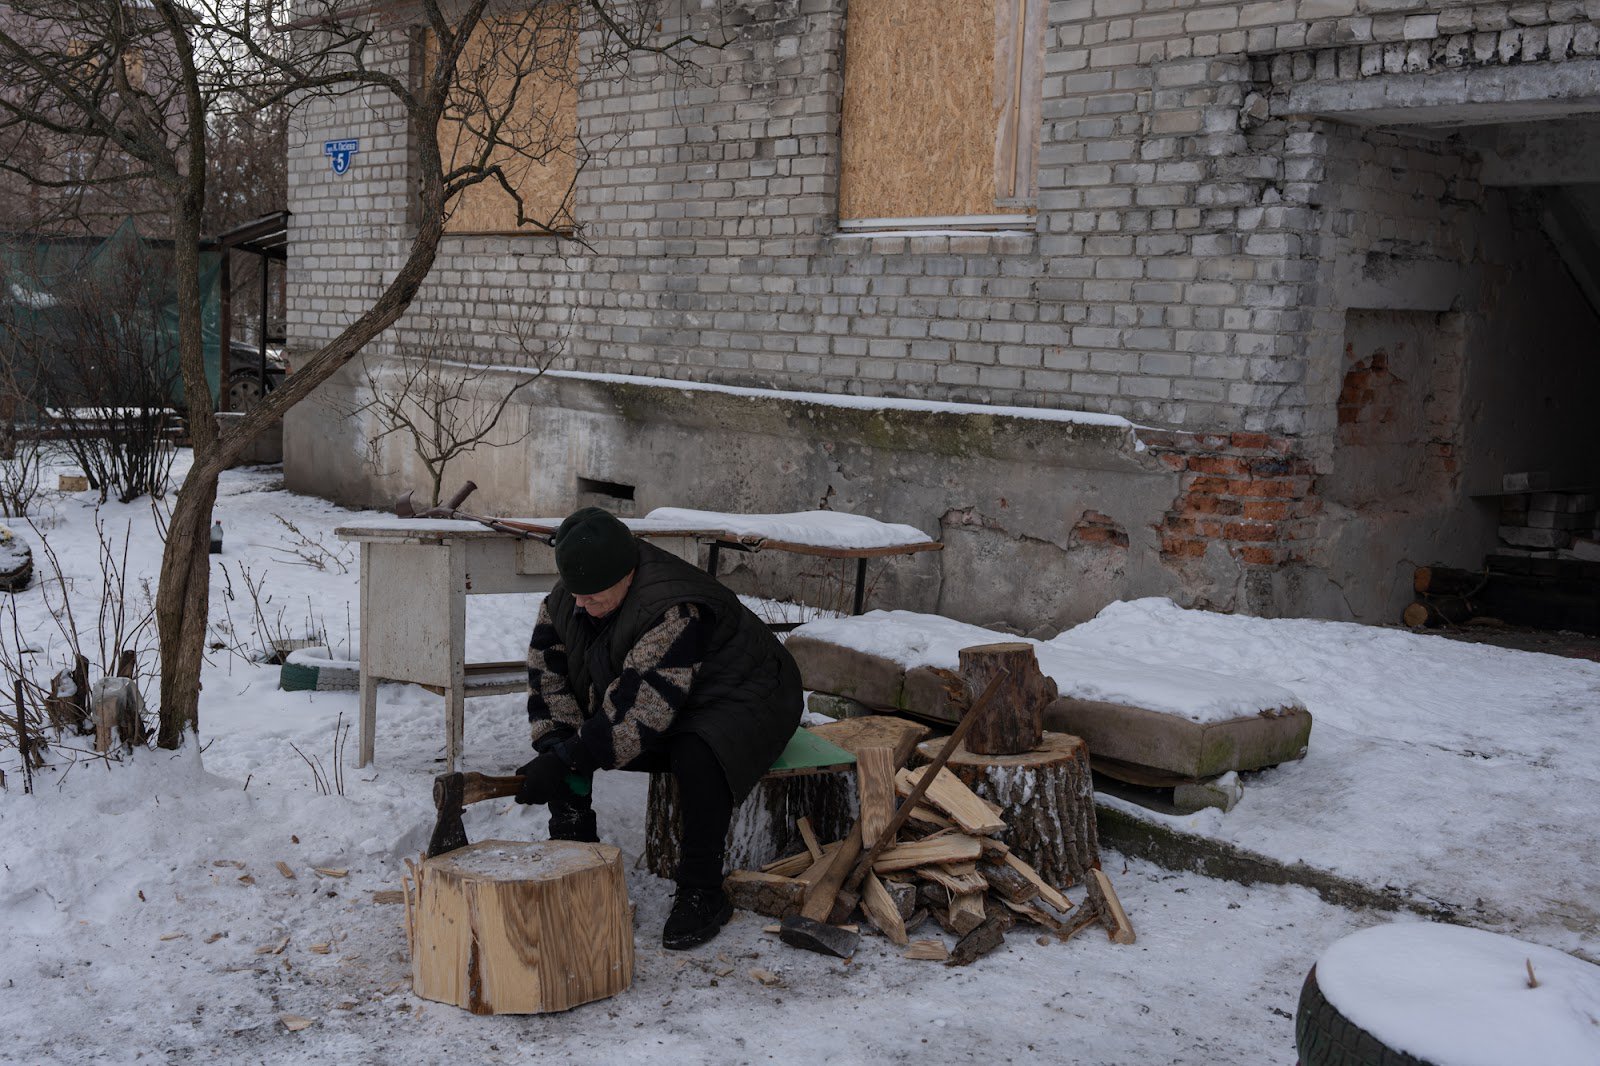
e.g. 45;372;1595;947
534;368;1136;430
792;605;1303;724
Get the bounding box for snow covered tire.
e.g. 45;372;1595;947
1295;965;1435;1066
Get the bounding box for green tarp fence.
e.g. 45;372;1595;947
0;218;225;407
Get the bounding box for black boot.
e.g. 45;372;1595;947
546;807;599;843
662;886;732;950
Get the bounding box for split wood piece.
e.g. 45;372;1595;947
904;939;949;962
1001;853;1072;914
904;805;956;832
856;746;898;849
860;873;909;946
894;765;1006;836
840;671;1008;898
808;715;932;769
1091;868;1136;945
410;840;633;1015
957;643;1056;755
796;817;823;862
946;913;1013;967
883;877;919;921
999;897;1072;937
779;915;859;959
762;837;840;878
794;841;844;888
873;835;983;874
725;870;807;920
918;862;988;896
913;731;1100;896
948;892;986;936
645;764;854;880
799;822;863;923
978;860;1038;905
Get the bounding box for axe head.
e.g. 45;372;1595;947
427;772;469;858
394;491;418;519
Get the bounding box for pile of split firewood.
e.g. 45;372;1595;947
727;747;1135;965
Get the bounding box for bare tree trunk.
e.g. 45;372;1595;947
154;475;217;747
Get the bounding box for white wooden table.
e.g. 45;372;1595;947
333;518;706;772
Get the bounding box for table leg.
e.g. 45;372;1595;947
358;544;376;767
446;685;465;774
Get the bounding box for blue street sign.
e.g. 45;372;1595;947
323;139;360;175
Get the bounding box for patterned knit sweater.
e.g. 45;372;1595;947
526;599;713;770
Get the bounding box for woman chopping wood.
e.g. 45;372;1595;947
518;506;803;949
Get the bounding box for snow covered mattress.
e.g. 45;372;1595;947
789;608;1311;780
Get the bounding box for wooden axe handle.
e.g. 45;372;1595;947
461;772;525;806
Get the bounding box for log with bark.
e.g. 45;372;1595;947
953;642;1056;755
645;764;855;881
912;732;1101;897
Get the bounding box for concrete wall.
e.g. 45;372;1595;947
284;0;1600;630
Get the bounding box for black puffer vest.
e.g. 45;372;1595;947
546;540;802;801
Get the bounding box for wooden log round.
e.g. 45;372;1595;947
958;642;1055;755
645;768;855;881
1402;595;1478;629
409;840;633;1015
913;731;1100;897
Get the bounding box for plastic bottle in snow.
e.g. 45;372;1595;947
210;520;223;554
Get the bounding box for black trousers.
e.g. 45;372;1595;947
548;732;734;891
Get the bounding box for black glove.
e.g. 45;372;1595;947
514;750;570;806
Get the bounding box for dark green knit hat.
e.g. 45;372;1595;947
553;506;639;594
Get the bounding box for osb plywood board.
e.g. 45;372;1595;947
428;14;578;234
839;0;998;221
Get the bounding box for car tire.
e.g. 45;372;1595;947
227;370;268;413
1295;965;1435;1066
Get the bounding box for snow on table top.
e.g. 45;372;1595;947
335;515;723;538
643;507;934;550
792;608;1302;723
1315;922;1600;1066
340;511;937;551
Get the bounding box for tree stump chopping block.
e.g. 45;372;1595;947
912;731;1101;898
406;840;634;1015
644;768;855;881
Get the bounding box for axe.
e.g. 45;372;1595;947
427;769;593;858
395;481;559;544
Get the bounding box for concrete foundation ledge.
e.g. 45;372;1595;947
1048;697;1312;780
1095;803;1462;921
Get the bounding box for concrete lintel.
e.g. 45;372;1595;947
1276;61;1600;129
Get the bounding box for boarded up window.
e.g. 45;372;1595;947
839;0;1044;223
424;9;578;235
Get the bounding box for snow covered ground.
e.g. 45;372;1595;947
0;454;1593;1064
